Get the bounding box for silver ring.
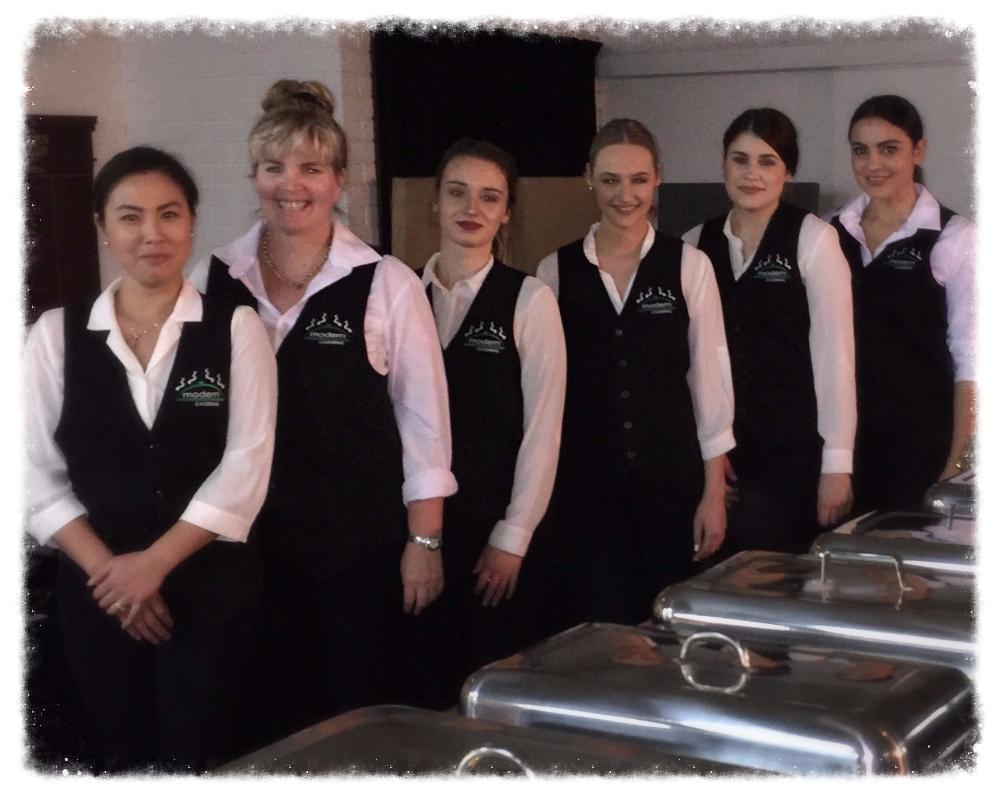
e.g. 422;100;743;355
112;601;124;612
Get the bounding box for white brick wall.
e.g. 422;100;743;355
24;24;381;287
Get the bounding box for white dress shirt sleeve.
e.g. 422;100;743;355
487;279;567;557
535;252;560;297
178;306;278;542
932;216;977;383
680;244;736;460
798;216;857;474
24;310;88;544
373;258;458;504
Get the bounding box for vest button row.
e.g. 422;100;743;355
627;451;637;459
148;442;160;450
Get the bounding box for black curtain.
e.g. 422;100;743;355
371;27;602;250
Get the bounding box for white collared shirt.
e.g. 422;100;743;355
24;278;278;544
684;212;856;474
422;253;567;557
188;220;457;505
536;222;736;461
828;186;976;383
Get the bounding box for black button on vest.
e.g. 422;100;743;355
430;262;525;525
698;202;819;471
831;206;955;476
54;298;233;553
206;258;406;577
556;233;702;495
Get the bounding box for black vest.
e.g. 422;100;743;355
428;262;525;526
830;206;955;450
206;257;406;576
697;202;819;471
556;233;702;496
54;297;233;553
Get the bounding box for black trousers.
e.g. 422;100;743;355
712;441;824;562
56;543;260;773
400;506;545;710
238;545;406;754
552;472;701;628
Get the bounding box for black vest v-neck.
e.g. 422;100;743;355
698;202;818;470
429;262;526;524
55;297;233;552
206;257;406;576
556;233;701;496
831;206;955;446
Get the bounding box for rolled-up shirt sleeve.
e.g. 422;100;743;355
24;310;88;544
374;258;458;504
799;217;856;474
680;244;736;460
933;217;976;384
179;306;278;542
487;280;566;557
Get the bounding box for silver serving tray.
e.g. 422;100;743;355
654;550;974;676
461;623;973;776
813;512;975;576
215;704;750;776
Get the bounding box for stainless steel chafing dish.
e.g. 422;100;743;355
653;550;974;676
812;510;975;576
215;704;749;776
461;623;973;775
923;470;976;518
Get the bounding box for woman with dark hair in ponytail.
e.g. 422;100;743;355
684;108;856;558
414;139;565;703
830;95;976;513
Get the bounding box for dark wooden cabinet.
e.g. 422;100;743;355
25;115;101;324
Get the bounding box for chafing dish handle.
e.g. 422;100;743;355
455;747;535;777
817;549;911;593
678;632;751;694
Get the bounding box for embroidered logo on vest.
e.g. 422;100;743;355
463;321;507;353
174;368;226;407
884;247;922;271
305;312;353;345
635;286;677;314
753;254;792;283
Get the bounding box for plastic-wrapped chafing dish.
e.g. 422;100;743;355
461;623;973;775
215;704;750;776
653;550;974;676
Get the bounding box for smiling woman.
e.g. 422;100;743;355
188;79;456;749
24;146;278;772
683;108;856;560
535;119;734;627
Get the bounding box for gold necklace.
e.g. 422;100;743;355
260;225;334;290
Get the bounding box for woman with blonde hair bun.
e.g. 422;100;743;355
190;79;456;747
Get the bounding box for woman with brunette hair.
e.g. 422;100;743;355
414;138;565;702
189;79;455;743
537;119;734;626
684;108;855;557
830;95;975;512
24;146;277;771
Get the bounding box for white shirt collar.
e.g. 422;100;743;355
212;218;382;283
838;184;942;235
422;252;495;294
87;277;204;331
582;221;656;267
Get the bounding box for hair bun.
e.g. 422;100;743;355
261;79;336;117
